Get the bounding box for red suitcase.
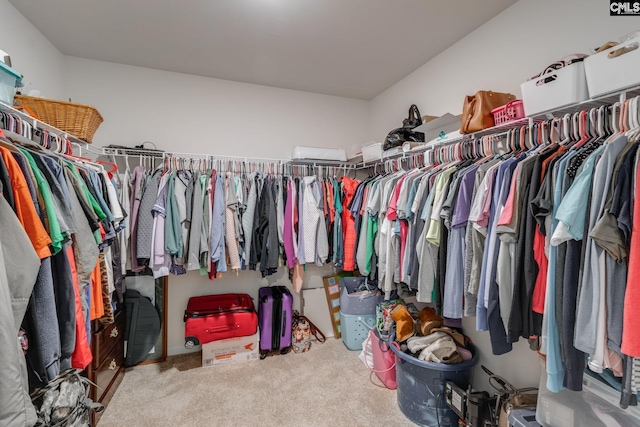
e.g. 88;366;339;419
184;293;258;348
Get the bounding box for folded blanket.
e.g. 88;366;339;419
407;332;448;353
418;335;463;364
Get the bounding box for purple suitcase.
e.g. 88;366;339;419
258;286;293;358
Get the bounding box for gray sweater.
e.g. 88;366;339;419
0;195;40;426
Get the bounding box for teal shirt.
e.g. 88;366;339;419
554;147;605;241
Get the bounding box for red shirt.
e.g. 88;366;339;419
340;177;359;271
622;161;640;357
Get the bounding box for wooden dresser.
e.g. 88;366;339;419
86;308;126;425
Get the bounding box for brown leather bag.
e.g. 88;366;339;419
460;91;516;134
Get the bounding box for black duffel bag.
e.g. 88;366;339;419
383;104;425;151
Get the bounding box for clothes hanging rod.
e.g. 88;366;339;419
4;129;85;161
0;101;91;148
290;158;358;168
4;129;51;151
101;146;359;168
100;146;289;163
71;141;104;158
372;117;530;166
363;84;640;168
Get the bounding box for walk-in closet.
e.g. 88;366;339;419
2;1;640;426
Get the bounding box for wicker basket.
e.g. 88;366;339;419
13;95;103;143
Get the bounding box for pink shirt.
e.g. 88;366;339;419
497;163;521;227
386;176;407;221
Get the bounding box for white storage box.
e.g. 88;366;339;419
536;368;640;426
291;146;347;162
0;61;21;106
382;146;403;159
361;142;382;163
412;113;461;142
521;62;589;116
201;332;259;367
584;32;640;98
426;129;462;145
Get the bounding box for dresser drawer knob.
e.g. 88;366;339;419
110;327;119;338
109;359;117;370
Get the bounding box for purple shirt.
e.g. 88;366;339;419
284;179;297;268
451;165;479;228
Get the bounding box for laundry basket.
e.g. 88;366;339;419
13;95;103;143
491;100;525;126
390;334;478;427
340;311;376;351
339;277;383;315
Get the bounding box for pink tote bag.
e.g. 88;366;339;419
366;329;397;389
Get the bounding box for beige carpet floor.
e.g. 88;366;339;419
97;337;417;427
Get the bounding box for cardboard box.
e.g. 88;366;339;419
302;287;334;338
201;332;259;367
361;142;382;163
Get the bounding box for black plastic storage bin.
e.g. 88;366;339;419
390;334;478;427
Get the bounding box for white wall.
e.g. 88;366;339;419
369;0;640;392
63;56;368;159
369;0;640;143
0;0;64;100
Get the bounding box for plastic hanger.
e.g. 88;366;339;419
95;159;118;178
505;129;513;154
559;114;571;145
611;102;621;135
597;106;607;139
572;110;590;149
520;125;528;151
624;97;640;140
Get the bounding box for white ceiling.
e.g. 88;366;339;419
9;0;516;100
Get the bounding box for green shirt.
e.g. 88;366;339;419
65;161;106;221
64;162;105;244
18;148;64;255
426;166;457;245
165;173;182;258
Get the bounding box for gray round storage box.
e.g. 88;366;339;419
390;336;478;427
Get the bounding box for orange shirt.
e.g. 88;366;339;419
89;258;104;320
0;146;51;258
326;181;335;224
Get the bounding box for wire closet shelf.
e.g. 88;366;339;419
366;82;640;170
